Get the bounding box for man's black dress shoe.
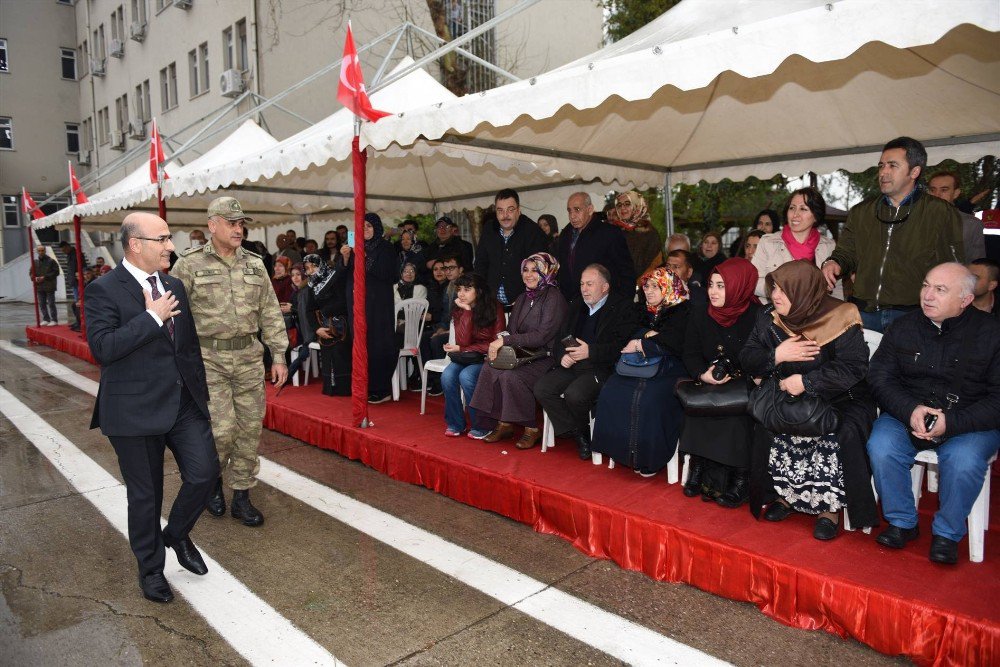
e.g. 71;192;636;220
876;524;920;549
164;534;208;575
206;477;225;517
572;429;592;461
763;501;793;522
813;516;839;541
929;535;959;564
139;572;174;603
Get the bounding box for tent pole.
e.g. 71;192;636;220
301;215;309;241
664;172;674;238
73;215;87;337
350;117;370;428
27;223;41;328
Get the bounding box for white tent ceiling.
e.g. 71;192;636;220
362;0;1000;185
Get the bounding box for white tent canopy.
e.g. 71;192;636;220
363;0;1000;185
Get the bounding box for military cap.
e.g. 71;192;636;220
207;196;254;222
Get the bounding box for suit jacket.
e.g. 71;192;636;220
555;216;636;301
85;263;210;437
553;292;641;379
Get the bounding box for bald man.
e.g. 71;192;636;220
867;262;1000;564
85;213;219;602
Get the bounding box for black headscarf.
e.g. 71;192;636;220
364;212;386;271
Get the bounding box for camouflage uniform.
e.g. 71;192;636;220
172;242;287;491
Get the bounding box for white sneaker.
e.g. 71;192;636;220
40;320;51;326
47;321;58;327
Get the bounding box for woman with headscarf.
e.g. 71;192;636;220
740;260;877;541
609;190;663;279
393;262;428;304
303;253;351;396
471;253;569;448
680;257;761;507
271;256;295;303
343;212;399;403
591;267;691;475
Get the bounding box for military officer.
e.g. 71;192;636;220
172;197;288;527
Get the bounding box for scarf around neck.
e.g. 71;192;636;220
782;225;821;262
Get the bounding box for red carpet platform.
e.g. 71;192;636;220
26;324;1000;665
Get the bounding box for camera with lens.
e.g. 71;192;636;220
709;345;740;381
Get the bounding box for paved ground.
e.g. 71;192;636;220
0;301;907;665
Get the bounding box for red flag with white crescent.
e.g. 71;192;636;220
68;162;88;204
149;118;169;184
21;187;45;220
337;23;390;123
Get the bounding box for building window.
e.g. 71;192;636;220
79;40;88;76
0;38;8;73
188;49;198;96
97;107;110;144
199;42;209;92
0;117;12;150
56;0;75;5
61;48;77;79
66;123;80;153
160;62;177;110
222;26;233;70
134;79;150;122
236;19;248;71
115;94;129;133
131;0;147;24
155;0;168;12
3;195;19;228
93;24;106;61
81;117;93;151
111;6;125;44
188;42;209;97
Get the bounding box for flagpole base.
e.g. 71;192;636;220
360;417;371;429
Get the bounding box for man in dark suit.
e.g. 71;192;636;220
533;263;640;460
555;192;636;302
85;212;219;604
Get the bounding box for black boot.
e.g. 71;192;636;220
682;456;704;497
573;429;592;461
205;477;225;517
716;468;749;509
231;489;264;527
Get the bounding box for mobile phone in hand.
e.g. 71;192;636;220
561;335;580;349
347;231;355;247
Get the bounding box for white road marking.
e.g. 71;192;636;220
3;340;730;666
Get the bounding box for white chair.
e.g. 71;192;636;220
910;450;995;563
591;442;681;485
390;298;428;401
291;342;320;386
862;328;883;360
420;321;456;415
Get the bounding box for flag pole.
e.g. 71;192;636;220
350;115;370;428
73;214;86;337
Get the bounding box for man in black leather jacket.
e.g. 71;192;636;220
867;263;1000;564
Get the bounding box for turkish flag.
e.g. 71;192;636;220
337;23;390;123
149;118;169;184
21;187;45;220
68;162;88;204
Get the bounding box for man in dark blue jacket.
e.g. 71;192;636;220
474;188;549;307
867;262;1000;564
555;192;635;301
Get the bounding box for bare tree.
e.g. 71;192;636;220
424;0;467;96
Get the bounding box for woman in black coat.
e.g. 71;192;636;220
592;267;690;475
739;260;878;541
344;213;399;403
680;258;760;507
303;253;351;396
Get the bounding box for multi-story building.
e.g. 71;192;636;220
0;0;603;277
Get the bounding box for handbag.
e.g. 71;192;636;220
748;375;840;436
615;351;663;379
447;350;485;365
489;345;548;370
315;312;347;348
675;378;750;417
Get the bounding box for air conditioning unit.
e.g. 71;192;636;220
220;68;244;97
90;58;106;76
77;150;92;166
129;21;147;42
128;120;145;140
111;131;126;150
109;38;124;58
172;0;192;8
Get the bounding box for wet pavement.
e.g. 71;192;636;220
0;301;906;666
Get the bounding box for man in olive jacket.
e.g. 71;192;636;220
866;263;1000;564
822;137;964;332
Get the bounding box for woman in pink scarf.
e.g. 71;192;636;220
750;187;842;302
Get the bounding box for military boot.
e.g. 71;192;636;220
231;489;264;527
205;477;225;517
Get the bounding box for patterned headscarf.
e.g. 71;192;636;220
520;252;560;301
610;191;651;232
304;253;333;296
640;266;689;314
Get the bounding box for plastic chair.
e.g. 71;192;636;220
420;321;455;415
910;450;995;563
390;298;428;400
862;328;883;360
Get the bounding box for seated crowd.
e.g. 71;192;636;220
259;136;998;564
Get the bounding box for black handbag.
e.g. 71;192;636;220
315;312;347;348
448;350;485;365
675;378;750;417
748;375;840;436
489;345;548;370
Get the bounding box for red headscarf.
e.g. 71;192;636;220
708;257;760;327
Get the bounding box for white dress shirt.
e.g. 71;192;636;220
121;257;166;327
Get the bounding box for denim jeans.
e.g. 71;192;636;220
867;413;1000;541
859;308;910;334
441;360;483;433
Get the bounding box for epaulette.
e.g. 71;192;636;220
242;247;262;259
179;246;203;257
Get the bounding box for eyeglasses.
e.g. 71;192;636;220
135;234;173;244
442;265;459;271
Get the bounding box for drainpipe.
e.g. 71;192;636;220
250;0;262;122
85;0;100;185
